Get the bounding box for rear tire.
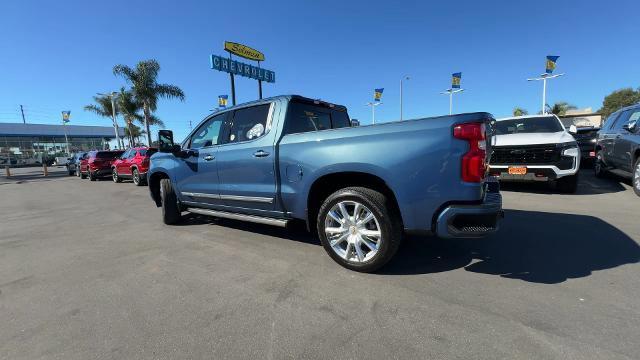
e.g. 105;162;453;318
594;151;607;178
557;174;578;193
632;158;640;197
160;178;181;225
132;168;144;186
316;187;402;273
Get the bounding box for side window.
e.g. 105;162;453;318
225;104;271;143
625;110;640;131
128;150;137;159
611;110;632;132
120;149;131;159
605;112;622;131
190;114;225;149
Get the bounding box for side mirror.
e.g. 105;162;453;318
351;119;360;127
569;125;577;134
622;121;636;132
158;130;175;153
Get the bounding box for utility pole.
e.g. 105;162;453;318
20;105;26;124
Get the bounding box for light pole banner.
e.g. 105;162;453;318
218;95;228;108
374;88;384;102
452;72;462;89
545;56;559;74
62;111;71;123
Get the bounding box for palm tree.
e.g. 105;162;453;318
124;124;143;145
84;95;123;148
547;102;577;116
116;87;143;146
113;59;185;146
513;107;528;116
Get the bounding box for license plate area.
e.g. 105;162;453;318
508;166;527;175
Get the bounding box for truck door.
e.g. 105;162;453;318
613;109;640;172
216;103;278;214
175;113;226;206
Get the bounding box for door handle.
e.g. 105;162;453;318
253;150;270;158
203;155;215;161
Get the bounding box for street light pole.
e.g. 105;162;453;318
365;102;382;124
440;88;464;115
400;76;410;121
527;73;564;114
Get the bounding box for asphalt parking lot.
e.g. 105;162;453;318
1;167;639;359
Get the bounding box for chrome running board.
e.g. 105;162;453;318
187;207;289;228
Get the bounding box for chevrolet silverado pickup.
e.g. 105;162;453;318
148;95;503;272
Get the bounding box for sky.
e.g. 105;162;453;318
1;0;639;141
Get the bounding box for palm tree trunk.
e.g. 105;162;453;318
143;102;152;147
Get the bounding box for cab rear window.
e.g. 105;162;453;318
284;102;351;135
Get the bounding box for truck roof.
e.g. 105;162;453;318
496;114;559;121
215;95;348;113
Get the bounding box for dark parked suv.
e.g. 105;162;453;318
595;103;640;196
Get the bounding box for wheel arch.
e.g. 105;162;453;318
149;171;170;207
306;171;402;232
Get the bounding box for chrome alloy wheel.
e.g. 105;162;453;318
324;200;382;263
634;162;640;191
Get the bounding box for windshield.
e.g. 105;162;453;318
495;117;564;135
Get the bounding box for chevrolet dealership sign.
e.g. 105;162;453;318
210;55;275;83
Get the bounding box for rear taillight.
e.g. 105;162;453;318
453;122;487;183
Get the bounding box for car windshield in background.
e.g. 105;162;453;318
495;117;564;135
96;151;124;159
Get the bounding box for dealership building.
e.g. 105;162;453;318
0;122;125;166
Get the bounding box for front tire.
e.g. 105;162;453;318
316;187;402;272
160;178;181;225
632;158;640;197
557;174;578;193
112;168;122;183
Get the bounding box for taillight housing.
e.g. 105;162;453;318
453;122;487;183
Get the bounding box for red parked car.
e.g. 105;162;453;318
111;147;157;186
79;150;125;181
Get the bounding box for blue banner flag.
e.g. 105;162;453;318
545;56;559;74
452;72;462;89
218;95;228;108
374;88;384;102
61;111;71;123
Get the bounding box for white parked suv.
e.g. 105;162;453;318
488;114;580;193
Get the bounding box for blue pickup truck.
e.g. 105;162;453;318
148;95;502;272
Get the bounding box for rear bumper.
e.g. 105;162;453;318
435;179;503;238
89;168;112;177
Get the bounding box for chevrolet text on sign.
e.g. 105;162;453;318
210;55;276;83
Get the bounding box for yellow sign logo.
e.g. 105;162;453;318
224;41;265;62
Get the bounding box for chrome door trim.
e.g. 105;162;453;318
181;192;273;203
220;194;273;203
181;192;220;199
187;207;288;227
